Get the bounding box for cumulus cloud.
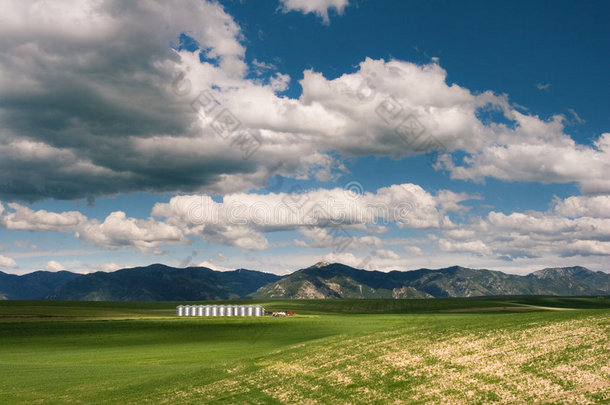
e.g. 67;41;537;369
0;203;87;231
45;260;65;271
439;195;610;259
75;211;188;252
0;183;470;252
278;0;349;24
0;254;17;268
0;203;188;253
439;239;492;256
152;183;470;249
553;195;610;218
438;127;610;194
0;0;250;201
0;0;608;201
373;248;401;260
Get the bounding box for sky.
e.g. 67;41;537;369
0;0;608;275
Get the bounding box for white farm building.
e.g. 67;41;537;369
176;304;265;317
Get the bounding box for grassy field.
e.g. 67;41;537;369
0;297;608;404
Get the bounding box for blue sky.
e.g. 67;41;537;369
0;0;608;275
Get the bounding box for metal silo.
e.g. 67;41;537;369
219;305;226;316
197;305;204;316
254;305;262;317
246;305;254;316
239;305;246;316
211;305;218;316
176;305;184;316
226;305;234;316
204;305;211;316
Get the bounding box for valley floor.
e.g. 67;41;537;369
0;299;608;404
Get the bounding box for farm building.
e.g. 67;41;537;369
176;304;265;317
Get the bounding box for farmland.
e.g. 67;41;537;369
0;297;608;404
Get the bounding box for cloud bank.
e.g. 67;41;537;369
1;0;608;203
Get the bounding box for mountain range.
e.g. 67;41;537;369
0;262;608;301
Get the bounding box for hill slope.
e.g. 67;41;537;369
2;262;608;301
0;270;81;300
253;263;610;299
48;264;281;301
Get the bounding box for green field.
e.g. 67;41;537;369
0;297;608;404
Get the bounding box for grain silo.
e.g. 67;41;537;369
176;303;268;317
254;305;263;317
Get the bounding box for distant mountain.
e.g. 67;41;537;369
47;264;280;301
1;263;608;301
0;270;81;299
252;263;610;299
526;266;610;296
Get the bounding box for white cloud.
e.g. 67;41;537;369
197;260;233;271
437;190;480;213
553;195;610;218
269;72;291;92
0;203;188;253
45;260;65;271
439;239;492;256
0;182;472;253
374;249;400;260
320;252;362;267
279;0;349;24
151;183;471;249
100;262;121;272
437;120;610;194
0;203;87;232
0;0;607;201
439;194;610;259
0;254;17;268
404;246;423;256
75;212;188;252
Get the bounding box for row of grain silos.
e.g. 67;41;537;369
176;304;265;317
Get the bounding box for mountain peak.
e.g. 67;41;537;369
311;261;331;268
529;266;593;279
